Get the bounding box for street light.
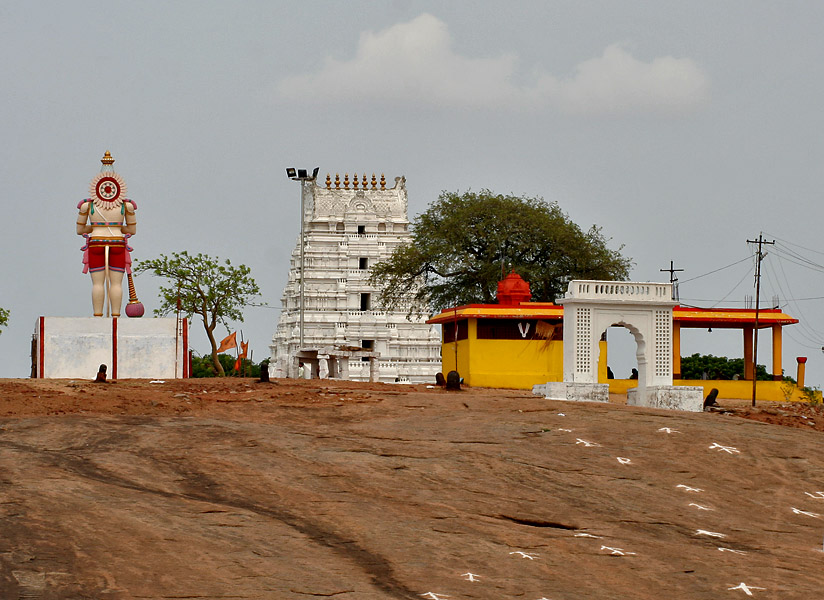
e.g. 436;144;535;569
286;167;319;352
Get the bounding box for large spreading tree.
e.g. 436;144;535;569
370;190;632;314
0;307;8;335
135;252;261;376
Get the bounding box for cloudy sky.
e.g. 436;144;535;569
2;1;823;386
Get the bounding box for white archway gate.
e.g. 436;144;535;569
535;280;703;412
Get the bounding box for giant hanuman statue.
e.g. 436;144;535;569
269;172;441;382
76;151;139;318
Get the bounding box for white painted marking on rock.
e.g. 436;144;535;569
709;442;740;454
696;529;726;538
575;438;600;447
791;507;821;518
600;545;636;556
617;457;632;465
509;551;539;560
727;582;765;596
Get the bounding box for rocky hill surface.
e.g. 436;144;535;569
1;378;823;599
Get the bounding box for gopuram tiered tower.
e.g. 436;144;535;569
269;172;442;382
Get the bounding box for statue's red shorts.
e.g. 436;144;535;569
88;239;126;273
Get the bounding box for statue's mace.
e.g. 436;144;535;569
125;273;145;317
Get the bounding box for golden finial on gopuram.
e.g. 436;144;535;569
335;173;341;189
371;173;377;189
101;150;115;166
353;173;359;189
380;173;386;189
325;173;331;189
343;173;350;189
362;173;368;189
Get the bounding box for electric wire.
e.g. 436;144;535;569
709;262;756;309
765;232;824;258
766;253;824;343
678;255;753;284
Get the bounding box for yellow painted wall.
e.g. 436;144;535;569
606;379;820;403
465;339;563;389
440;337;563;389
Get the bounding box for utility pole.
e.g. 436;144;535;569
660;261;684;301
747;233;775;407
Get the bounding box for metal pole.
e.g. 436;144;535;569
751;249;762;407
748;233;775;407
299;180;305;350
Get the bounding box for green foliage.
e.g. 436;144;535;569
370;190;632;314
680;353;771;381
135;251;262;376
0;307;8;335
781;376;798;402
190;354;262;378
800;385;822;405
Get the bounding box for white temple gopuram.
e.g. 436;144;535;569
269;172;442;382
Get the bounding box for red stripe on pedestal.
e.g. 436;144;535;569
182;318;189;378
112;318;118;379
38;316;45;378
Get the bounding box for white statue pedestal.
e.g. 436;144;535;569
33;317;189;379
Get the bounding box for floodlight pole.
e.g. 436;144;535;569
286;167;319;353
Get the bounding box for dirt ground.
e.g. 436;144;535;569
2;377;824;599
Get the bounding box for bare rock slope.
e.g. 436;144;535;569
1;379;823;599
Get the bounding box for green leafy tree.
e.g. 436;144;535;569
0;307;8;335
135;252;262;376
680;353;771;380
370;190;632;313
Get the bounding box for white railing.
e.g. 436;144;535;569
564;280;672;301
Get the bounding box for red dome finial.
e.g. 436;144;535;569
496;271;531;305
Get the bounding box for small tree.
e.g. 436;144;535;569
0;307;8;335
370;190;631;314
135;251;262;376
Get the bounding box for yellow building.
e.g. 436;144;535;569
427;273;805;401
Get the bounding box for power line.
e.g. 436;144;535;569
765;232;824;258
679;255;752;284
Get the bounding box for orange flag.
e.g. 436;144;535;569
234;341;249;372
217;332;237;353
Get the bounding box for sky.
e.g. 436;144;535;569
1;1;823;387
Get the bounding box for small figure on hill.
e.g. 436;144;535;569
630;368;638;380
704;388;720;410
259;359;270;383
435;372;446;387
607;366;614;379
446;370;462;391
95;364;108;383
